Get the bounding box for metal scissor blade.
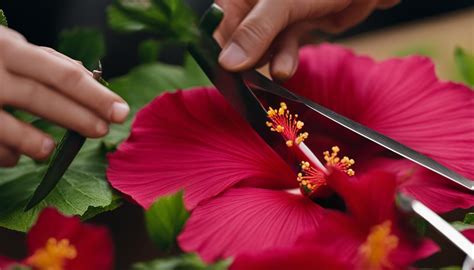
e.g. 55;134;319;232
397;193;474;258
244;70;474;191
188;4;299;164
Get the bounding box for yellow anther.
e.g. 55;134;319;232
347;169;355;176
266;102;309;147
27;238;77;270
297;161;327;194
296;121;304;129
300;161;310;170
295;132;309;144
323;146;355;176
267;108;277;118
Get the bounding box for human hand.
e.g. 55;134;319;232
215;0;399;80
0;26;129;167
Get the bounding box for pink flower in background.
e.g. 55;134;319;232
230;170;439;270
0;208;114;270
107;44;474;262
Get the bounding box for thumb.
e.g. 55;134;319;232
218;0;350;71
218;0;290;71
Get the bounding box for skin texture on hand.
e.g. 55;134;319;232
0;26;130;167
215;0;400;80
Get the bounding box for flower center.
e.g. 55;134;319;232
358;221;399;270
297;146;355;197
266;102;309;147
26;238;77;270
265;103;355;198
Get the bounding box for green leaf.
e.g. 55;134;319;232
109;54;210;111
451;212;474;233
440;267;462;270
464;212;474;224
57;28;106;70
107;5;149;32
131;254;231;270
107;0;197;43
455;47;474;86
0;140;113;232
81;193;123;220
139;39;162;64
145;191;189;251
451;221;474;232
0;9;8;27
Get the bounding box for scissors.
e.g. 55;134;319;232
188;3;474;264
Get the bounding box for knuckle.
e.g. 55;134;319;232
235;18;276;47
59;64;85;89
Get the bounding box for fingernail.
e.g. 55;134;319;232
219;42;248;69
111;102;130;122
42;138;55;155
96;121;109;135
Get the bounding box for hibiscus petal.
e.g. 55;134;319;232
285;44;474;180
230;246;351;270
328;169;398;227
27;208;114;270
462;229;474;242
297;207;438;269
0;256;18;268
107;88;295;209
369;158;474;213
178;187;324;262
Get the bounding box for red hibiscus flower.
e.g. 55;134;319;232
107;44;473;261
0;208;114;270
230;170;439;270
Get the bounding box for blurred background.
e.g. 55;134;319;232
1;0;473;79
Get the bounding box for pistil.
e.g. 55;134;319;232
358;221;399;270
